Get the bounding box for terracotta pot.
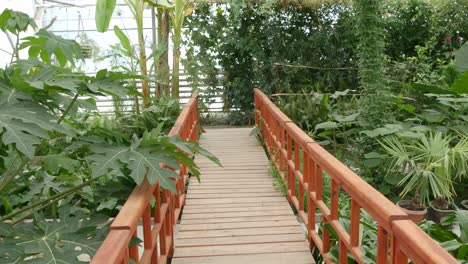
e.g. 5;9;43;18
462;200;468;210
428;202;458;225
397;200;427;224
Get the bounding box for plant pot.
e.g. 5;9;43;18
461;200;468;210
427;201;458;225
396;200;427;224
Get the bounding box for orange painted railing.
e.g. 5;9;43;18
92;92;199;264
254;88;457;264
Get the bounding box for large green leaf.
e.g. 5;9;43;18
114;25;132;56
455;42;468;73
410;83;455;95
0;9;37;34
20;29;83;67
315;121;339;130
88;140;181;192
361;124;403;138
0;208;107;263
43;154;80;174
451;71;468;94
0;102;65;158
96;0;117;33
457;210;468;244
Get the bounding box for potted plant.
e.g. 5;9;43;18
380;131;468;224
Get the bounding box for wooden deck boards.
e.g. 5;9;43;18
172;127;314;264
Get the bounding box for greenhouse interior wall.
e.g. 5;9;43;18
0;0;224;114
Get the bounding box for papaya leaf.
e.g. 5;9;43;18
42;154;80;174
20;29;83;67
0;102;65;158
0;9;37;35
0;209;107;263
88;142;181;192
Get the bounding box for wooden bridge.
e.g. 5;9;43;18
92;89;458;264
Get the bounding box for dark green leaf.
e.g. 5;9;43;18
0;102;65;158
410;83;455;95
451;71;468;94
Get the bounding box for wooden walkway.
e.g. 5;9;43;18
172;127;314;264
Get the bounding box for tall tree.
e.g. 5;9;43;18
354;0;390;127
158;9;170;97
171;0;190;98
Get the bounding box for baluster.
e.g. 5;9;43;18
307;157;316;250
330;180;339;221
129;229;139;262
377;225;388;264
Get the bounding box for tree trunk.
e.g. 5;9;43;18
157;9;170;97
138;22;150;107
172;45;180;98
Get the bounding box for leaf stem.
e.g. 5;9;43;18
1;175;103;222
0;154;27;192
57;93;79;124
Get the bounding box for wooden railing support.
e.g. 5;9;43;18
254;88;457;264
92;92;199;264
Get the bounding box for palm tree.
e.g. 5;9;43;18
380;131;468;209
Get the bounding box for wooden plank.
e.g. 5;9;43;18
182;204;291;214
188;184;274;190
172;128;314;264
186;188;279;194
184;196;286;205
172;252;314;264
182;210;293;220
182;214;296;224
190;178;272;183
177;226;303;239
188;193;283;199
174;241;310;257
183;202;290;210
188;183;274;188
179;219;298;231
176;233;305;247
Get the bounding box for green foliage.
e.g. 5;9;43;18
88;134;182;192
0;10;219;264
0;207;108;263
113;25;132;56
95;0;117;32
354;0;392;127
184;3;358;124
21;29;83;67
455;42;468;73
379;131;468;208
0;9;37;35
421;210;468;261
0;101;65;158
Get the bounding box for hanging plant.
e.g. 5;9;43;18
76;13;99;59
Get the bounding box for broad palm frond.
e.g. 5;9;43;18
379;131;466;206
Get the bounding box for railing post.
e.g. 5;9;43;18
92;91;200;264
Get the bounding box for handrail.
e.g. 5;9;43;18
254;88;457;264
92;92;199;264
